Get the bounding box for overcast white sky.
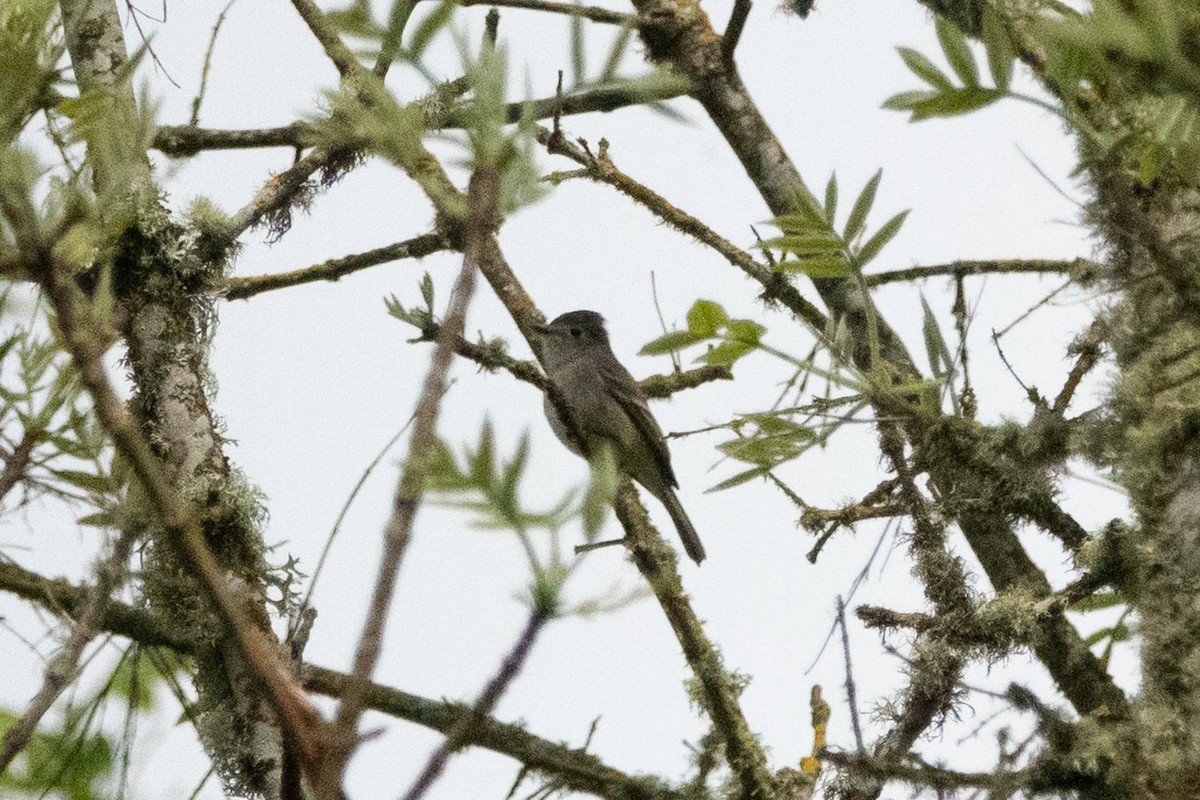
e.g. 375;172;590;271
3;0;1135;797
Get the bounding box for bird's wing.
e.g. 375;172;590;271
606;373;678;489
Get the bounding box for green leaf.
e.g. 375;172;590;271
327;0;386;37
760;234;845;255
420;272;434;309
707;465;770;492
686;299;728;337
49;468;114;495
844;169;881;243
823;172;838;225
703;339;755;367
981;7;1015;89
897;46;952;90
777;257;852;278
1069;590;1126;612
882;89;940;112
726;319;766;345
936;14;979;87
77;509;121;527
920;293;954;380
908;87;1006;120
639;329;711;355
855;209;909;267
409;0;454;59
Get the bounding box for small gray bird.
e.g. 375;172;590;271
535;310;706;564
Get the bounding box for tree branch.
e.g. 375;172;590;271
0;560;686;800
318;165;488;798
456;0;629;24
0;528;137;773
222;233;450;300
402;609;550;800
615;483;776;799
30;244;324;771
541;133;829;333
153;122;317;156
154;77;690;158
863;258;1097;288
625;0;1127;728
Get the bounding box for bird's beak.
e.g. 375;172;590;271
530;323;550;336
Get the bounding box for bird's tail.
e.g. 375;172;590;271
662;488;706;564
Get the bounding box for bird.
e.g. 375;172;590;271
535;310;706;564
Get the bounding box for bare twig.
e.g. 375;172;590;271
318;156;497;794
222;233;449;300
401;609;551;800
721;0;751;60
1053;319;1106;415
455;0;629;24
189;0;238;125
541;133;829;333
154;123;316;156
0;528;137;773
864;258;1096;288
836;596;865;754
0;426;39;503
413;322;730;399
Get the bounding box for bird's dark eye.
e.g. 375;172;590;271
570;327;582;339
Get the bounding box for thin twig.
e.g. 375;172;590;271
154;123;316;156
1053;319;1106;415
855;605;934;633
0;426;39;503
222;233;449;300
189;0;238;126
401;609;550;800
540;132;829;333
319;164;496;793
864;258;1095;288
836;596;865;754
721;0;751;60
455;0;629;24
0;527;137;773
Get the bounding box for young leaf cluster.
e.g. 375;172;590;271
422;421;626;618
884;12;1017;120
0;301;122;519
759;170;909;276
639;299;766;368
385;273;438;341
0;0;62;146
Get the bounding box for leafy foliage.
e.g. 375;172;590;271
0;708;116;800
1039;0;1200;184
640;299;766;368
757;171;909;277
0;295;121;520
883;11;1016;120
